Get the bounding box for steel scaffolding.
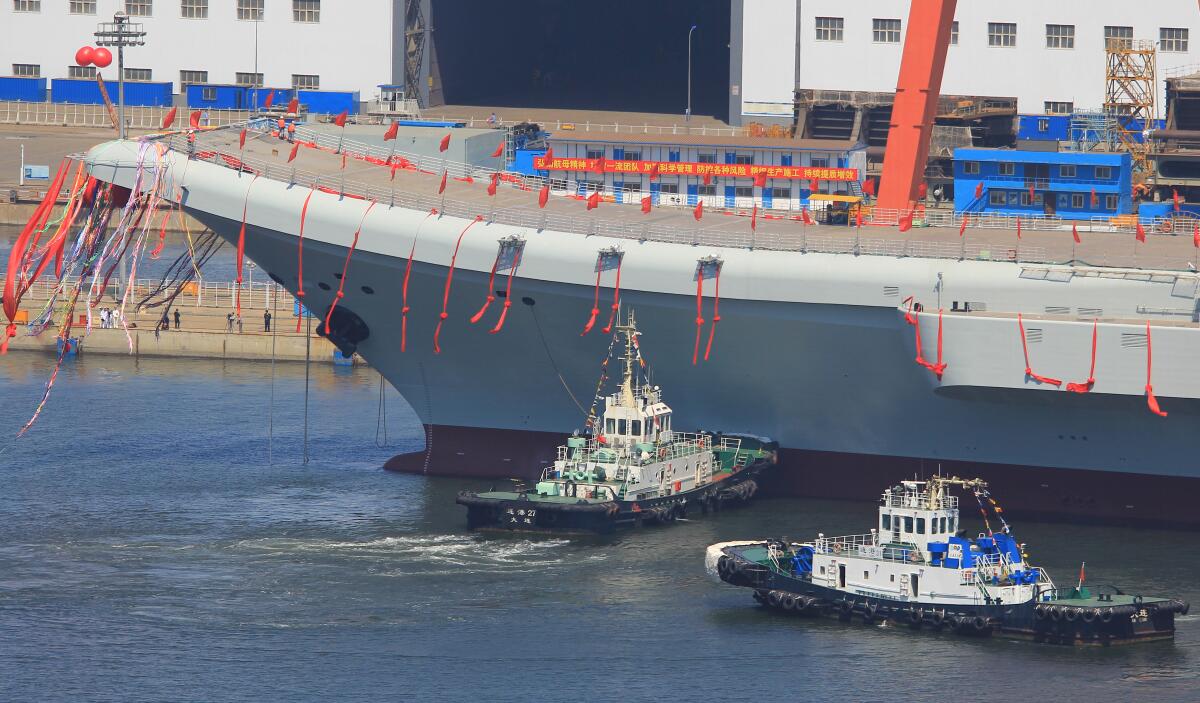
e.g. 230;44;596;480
1104;39;1157;179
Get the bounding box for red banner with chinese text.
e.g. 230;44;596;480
532;157;858;182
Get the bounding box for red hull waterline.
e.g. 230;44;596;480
384;424;1198;529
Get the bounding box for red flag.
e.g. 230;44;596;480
438;169;447;194
801;207;814;226
751;205;758;231
239;128;247;150
587;190;599;211
899;213;913;232
959;217;967;237
1028;184;1035;202
1090;188;1098;206
287;97;299;114
1072;223;1081;244
1078;563;1086;586
641;195;652;214
917;182;928;199
1016;217;1021;239
489;140;503;157
863;178;876;196
1173;189;1181;212
1136;222;1146;242
333;109;348;127
544;147;553;161
855;209;863;228
263;90;275;109
288;142;299;163
538;184;550;208
693;200;704;221
648;163;659;181
594;157;606;175
439;133;451;152
189;110;201;129
487;173;498;197
161;106;177;130
702;173;712;186
1194;223;1199;248
753;172;766;188
809;178;819;192
384;121;398;141
974;181;983;199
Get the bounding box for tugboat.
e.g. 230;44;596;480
457;312;777;534
708;476;1188;645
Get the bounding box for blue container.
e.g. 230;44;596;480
120;81;173;107
0;76;46;102
56;337;81;357
332;349;355;366
297;90;360;115
187;84;243;110
248;87;293;110
51;79;105;105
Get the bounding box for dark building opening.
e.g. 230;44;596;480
431;0;731;120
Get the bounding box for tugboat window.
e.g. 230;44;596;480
606;419;615;434
881;514;891;530
618;419;627;435
916;518;926;534
904;516;914;532
631;420;641;436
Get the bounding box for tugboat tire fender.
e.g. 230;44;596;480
1049;606;1064;621
1181;601;1191;616
908;608;923;625
840;599;855;615
1034;604;1048;620
1081;608;1097;623
767;590;784;608
972;616;989;632
752;589;768;604
782;593;800;611
1099;607;1114;623
930;609;946;626
1064;607;1080;622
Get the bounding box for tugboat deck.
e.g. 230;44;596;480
155;126;1200;272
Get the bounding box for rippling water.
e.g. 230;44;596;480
1;309;1199;701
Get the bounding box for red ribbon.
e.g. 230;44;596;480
1065;320;1098;393
703;265;722;362
601;256;622;335
489;248;521;335
433;215;483;354
1017;313;1061;386
693;273;705;365
294;188;316;333
400;208;438;353
1145;322;1167;417
324;200;377;335
581;268;602;336
913;309;947;379
236;174;260;316
469;254;501;324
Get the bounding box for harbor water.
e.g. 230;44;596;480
1;350;1198;702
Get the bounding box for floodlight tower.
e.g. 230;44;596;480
94;11;146;140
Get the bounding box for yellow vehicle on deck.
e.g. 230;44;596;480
808;193;864;225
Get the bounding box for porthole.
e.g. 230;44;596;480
333;272;343;280
318;282;332;291
521;296;535;306
361;285;375;295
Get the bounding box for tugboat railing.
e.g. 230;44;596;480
815;534;928;564
883;492;958;510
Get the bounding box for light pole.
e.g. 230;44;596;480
687;25;697;122
94;11;145;140
252;16;261;111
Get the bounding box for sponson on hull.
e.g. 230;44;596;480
457;312;776;534
708;476;1188;645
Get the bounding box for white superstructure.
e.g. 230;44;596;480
733;0;1199;125
0;0;396;97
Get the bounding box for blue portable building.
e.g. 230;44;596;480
953;148;1132;217
297;90;359;115
51;78;172;106
1017;114;1070;142
0;76;46;102
186;84;294;110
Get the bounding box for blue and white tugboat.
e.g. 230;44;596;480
457;312;777;534
708;476;1188;645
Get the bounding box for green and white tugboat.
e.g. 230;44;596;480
457;312;777;534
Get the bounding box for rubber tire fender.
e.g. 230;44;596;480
908;608;923;625
931;609;946;627
840;599;855;615
752;589;768;605
972;616;989;632
1099;607;1114;624
767;590;784;609
1064;607;1080;623
1081;608;1097;623
1049;606;1063;621
862;603;878;624
781;593;799;612
717;555;731;578
1034;604;1048;621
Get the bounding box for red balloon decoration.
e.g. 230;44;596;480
75;46;95;67
92;47;112;68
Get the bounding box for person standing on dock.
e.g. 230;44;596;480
159;311;170;333
173;309;181;330
263;309;272;332
226;312;234;333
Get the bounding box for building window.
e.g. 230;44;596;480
293;0;319;23
292;74;320;90
201;86;217;101
815;17;844;42
68;65;97;79
733;154;754;165
658;183;679;195
1071;193;1085;208
697;184;717;197
69;0;96;13
125;1;152;16
1046;24;1075;49
734;186;754;198
963;161;980;175
237;0;263;20
13;0;41;11
180;70;208;87
1037;118;1049;131
1019;191;1043;207
236;72;263;88
123;68;152;81
1161;28;1189;53
622;151;642;162
1104;26;1133;50
770;186;791;199
811;157;829;168
1105;194;1118;210
998;162;1016;176
697;153;717;164
621;182;640;193
950;21;959;46
1095;166;1113;180
1060;164;1076;178
181;0;207;19
989;190;1007;206
988;22;1017;48
12;63;40;77
585;149;604;160
872;18;901;44
1044;101;1072;115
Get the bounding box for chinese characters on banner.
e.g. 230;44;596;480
532;157;858;182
